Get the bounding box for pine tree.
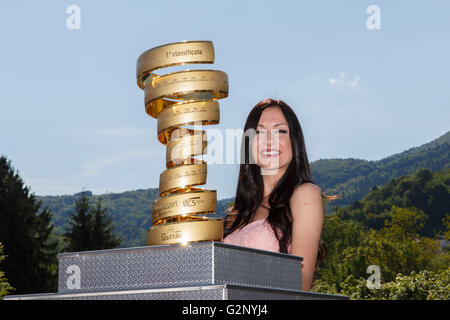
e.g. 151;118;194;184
91;197;122;250
63;191;93;252
0;155;58;294
64;192;122;251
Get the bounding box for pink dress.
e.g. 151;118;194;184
223;219;291;254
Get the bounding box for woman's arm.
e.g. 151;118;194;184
289;182;324;291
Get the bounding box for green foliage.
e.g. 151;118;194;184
64;191;92;252
312;206;450;299
0;243;14;299
382;206;426;241
91;197;123;250
317;213;368;289
336;168;450;238
63;192;122;252
442;213;450;241
313;268;450;300
0;155;58;294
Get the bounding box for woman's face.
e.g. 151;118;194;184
251;106;293;173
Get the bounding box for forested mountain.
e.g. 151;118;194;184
336;167;449;238
312;131;449;208
39;130;449;247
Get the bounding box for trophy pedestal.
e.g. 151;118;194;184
4;242;348;300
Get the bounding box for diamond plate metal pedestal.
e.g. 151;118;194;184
4;242;348;300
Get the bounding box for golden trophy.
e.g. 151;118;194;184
136;40;228;246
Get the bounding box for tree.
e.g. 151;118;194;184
64;192;122;251
316;212;368;290
441;213;450;241
0;155;58;294
382;206;427;242
0;243;13;298
91;197;122;250
63;191;93;252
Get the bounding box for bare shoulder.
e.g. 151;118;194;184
291;182;322;203
290;182;324;219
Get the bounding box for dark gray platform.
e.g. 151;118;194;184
4;242;348;300
4;284;348;300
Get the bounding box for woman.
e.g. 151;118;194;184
223;98;336;292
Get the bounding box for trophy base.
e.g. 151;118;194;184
4;242;348;300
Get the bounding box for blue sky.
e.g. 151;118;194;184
0;1;449;199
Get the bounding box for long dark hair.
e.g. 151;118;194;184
223;98;336;273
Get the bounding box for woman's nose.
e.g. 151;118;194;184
262;130;279;147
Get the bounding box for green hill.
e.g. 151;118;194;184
312;130;450;209
38;130;449;248
335;167;450;238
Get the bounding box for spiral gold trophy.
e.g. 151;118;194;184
136;40;227;246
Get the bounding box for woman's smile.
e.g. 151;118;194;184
261;149;280;158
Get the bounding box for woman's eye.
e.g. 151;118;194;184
255;129;287;134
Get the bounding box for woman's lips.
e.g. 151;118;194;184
260;149;280;157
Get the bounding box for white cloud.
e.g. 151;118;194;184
328;72;362;88
349;76;362;88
